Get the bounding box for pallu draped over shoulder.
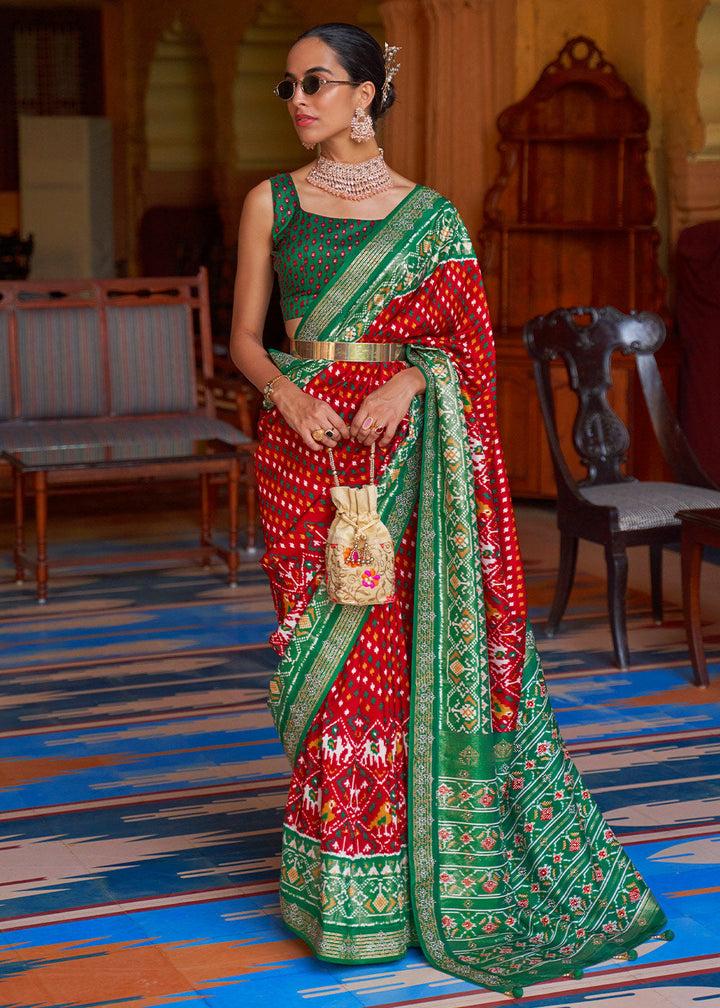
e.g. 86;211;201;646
255;180;668;995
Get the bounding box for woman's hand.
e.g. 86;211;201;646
272;378;351;451
350;366;426;447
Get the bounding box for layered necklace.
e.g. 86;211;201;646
307;148;393;201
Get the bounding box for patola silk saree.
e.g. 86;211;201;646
255;185;668;994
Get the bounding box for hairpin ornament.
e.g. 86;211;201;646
382;43;402;105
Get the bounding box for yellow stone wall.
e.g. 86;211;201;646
2;0;717;277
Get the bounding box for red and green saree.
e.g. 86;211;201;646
254;181;668;994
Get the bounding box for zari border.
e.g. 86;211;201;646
269;406;423;766
406;347;499;982
404;350;668;991
297;186;443;344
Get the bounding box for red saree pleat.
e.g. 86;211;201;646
284;521;415;860
256;363;417;920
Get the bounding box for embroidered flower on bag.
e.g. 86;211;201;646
361;568;380;587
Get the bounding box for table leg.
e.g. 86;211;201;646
34;471;49;604
227;459;239;588
243;459;257;553
680;525;709;687
199;473;212;570
12;468;26;584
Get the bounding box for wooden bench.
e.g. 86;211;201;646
0;268;258;593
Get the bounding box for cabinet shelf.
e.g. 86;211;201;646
478;36;668;498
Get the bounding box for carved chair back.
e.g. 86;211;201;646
523;305;665;487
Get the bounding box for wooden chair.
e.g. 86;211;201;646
523;305;720;668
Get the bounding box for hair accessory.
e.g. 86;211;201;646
350;105;375;142
307;149;392;201
382;44;402;106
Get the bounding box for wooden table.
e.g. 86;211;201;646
3;438;254;602
676;507;720;687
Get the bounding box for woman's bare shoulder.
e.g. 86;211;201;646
238;179;276;237
243;178;274;213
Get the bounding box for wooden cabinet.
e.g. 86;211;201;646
478;37;670;497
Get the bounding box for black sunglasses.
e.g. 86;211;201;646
273;75;359;100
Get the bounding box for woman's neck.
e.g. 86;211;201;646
318;139;381;164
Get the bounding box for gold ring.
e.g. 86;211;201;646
374;426;384;434
311;428;325;442
325;428;335;438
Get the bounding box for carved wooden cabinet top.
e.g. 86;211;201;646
478;36;667;335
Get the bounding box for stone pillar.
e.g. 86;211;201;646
420;0;505;238
378;0;428;184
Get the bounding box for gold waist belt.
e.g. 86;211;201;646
290;339;408;362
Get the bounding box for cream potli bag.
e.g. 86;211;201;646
325;443;395;606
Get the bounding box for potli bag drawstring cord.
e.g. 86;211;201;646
326;441;375;487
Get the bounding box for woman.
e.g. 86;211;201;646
230;22;669;996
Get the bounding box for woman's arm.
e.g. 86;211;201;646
229;182;350;449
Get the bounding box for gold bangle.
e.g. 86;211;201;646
262;374;289;408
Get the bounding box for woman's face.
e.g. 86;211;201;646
282;36;371;149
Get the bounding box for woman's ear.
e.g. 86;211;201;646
359;81;376;112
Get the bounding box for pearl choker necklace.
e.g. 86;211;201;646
307;150;393;201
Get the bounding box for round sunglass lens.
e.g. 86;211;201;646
301;75;322;95
276;80;294;100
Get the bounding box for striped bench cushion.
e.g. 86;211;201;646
106;305;198;415
0;314;10;422
0;416;251;457
16;308;105;419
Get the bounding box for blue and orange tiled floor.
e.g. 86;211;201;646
0;494;718;1006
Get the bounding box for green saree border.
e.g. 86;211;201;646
267;186;456;766
405;348;667;992
297;185;443;344
269;405;423;766
265;187;453;408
